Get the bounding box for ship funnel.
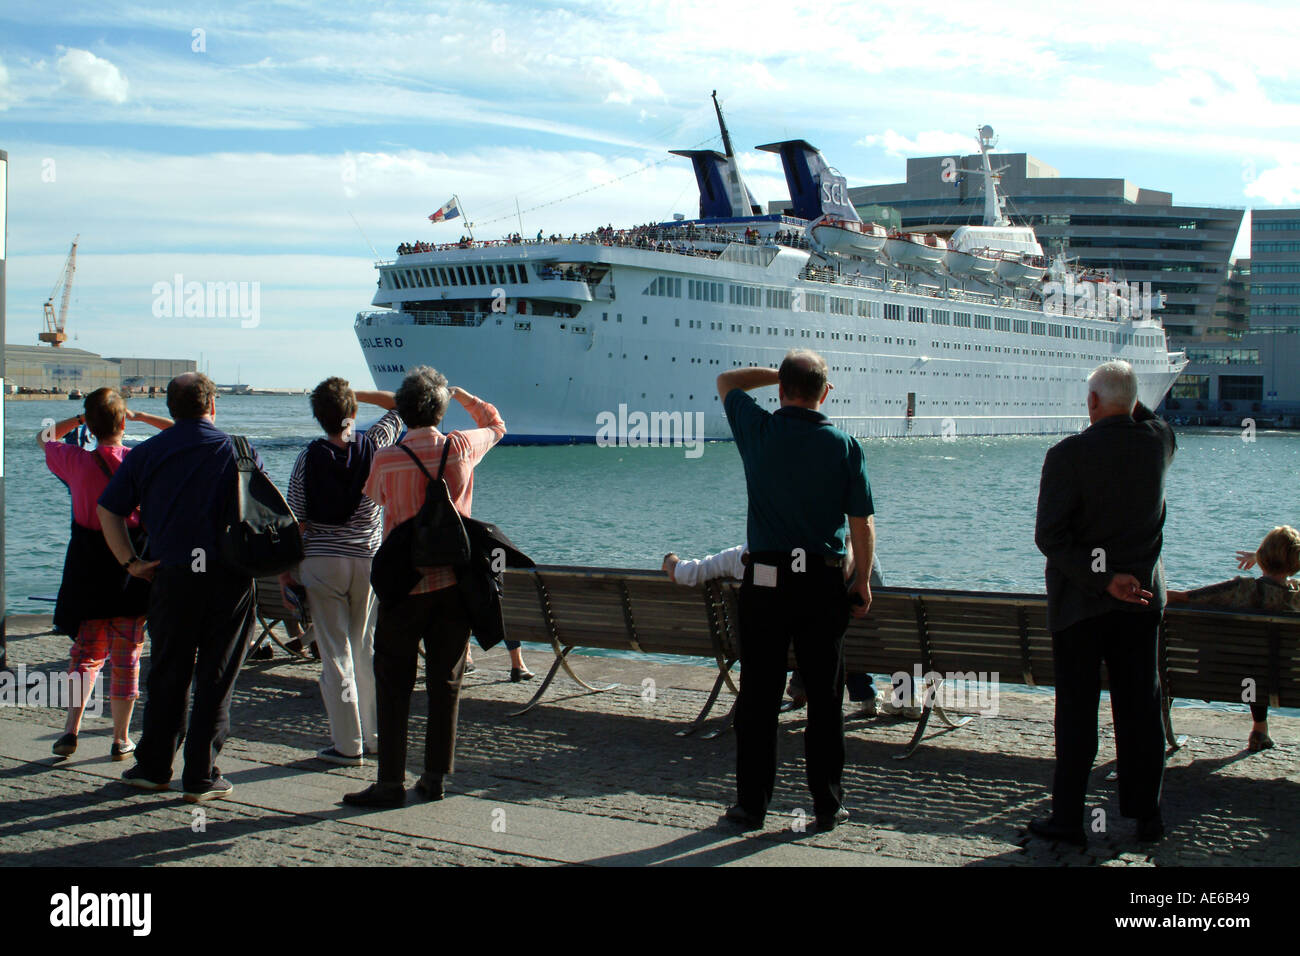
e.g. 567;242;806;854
756;140;860;223
669;149;761;219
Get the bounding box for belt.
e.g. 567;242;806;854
743;550;844;569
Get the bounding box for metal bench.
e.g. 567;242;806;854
500;566;1299;758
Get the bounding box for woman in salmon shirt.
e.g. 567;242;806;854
39;389;172;760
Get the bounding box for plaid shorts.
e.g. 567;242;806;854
69;617;147;700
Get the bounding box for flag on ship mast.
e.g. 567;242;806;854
428;196;461;223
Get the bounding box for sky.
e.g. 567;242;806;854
2;0;1299;387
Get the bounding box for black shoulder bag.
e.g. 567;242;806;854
220;435;304;576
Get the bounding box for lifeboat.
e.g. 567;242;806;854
809;216;888;259
884;231;947;269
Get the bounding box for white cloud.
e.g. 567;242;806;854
858;129;977;158
1244;164;1300;205
57;48;129;103
583;56;664;105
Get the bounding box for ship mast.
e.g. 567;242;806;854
976;125;1010;227
712;90;735;159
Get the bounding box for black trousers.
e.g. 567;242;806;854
1051;609;1165;826
135;566;254;791
736;557;848;819
373;587;471;785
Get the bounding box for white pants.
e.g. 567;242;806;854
299;555;379;757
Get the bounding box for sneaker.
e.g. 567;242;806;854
52;732;78;757
110;740;136;761
317;747;363;767
342;782;406;808
121;765;170;791
182;777;234;803
858;692;886;717
816;807;850;832
1026;816;1088;848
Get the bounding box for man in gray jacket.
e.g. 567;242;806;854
1029;360;1176;847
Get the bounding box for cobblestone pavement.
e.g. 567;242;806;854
2;615;1296;866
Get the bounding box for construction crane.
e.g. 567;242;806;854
40;235;79;347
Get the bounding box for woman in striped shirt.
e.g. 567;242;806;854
285;379;402;766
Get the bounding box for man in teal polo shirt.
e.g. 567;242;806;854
717;349;875;832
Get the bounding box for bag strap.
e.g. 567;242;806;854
90;449;116;480
397;432;457;483
230;435;258;471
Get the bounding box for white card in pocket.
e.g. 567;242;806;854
753;563;778;588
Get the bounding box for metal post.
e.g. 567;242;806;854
1;148;8;671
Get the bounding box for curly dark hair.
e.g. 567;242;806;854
166;372;219;420
395;366;450;428
84;387;127;440
310;377;359;436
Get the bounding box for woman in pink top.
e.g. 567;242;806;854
40;389;172;760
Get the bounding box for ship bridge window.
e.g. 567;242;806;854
974;314;991;330
907;307;925;323
995;317;1011;332
885;303;903;321
932;310;951;325
473;266;485;284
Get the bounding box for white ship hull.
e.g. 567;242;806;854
356;240;1185;442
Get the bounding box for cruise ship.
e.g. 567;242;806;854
355;102;1186;442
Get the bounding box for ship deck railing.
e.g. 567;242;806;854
356;310;487;328
500;565;1299;757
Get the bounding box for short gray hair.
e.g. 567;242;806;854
395;365;450;428
1087;360;1138;412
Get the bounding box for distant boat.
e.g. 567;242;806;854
68;389;83;400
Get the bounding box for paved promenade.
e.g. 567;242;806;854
1;614;1296;866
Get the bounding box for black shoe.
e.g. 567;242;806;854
182;776;234;803
723;805;764;831
816;807;850;832
1137;811;1165;843
248;644;273;661
1027;816;1088;848
121;765;170;791
413;773;444;801
510;667;534;683
52;733;78;757
342;782;406;808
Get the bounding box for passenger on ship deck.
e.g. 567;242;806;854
1168;525;1300;753
40;389;173;761
284;378;403;768
716;350;875;834
1029;360;1175;848
343;367;506;808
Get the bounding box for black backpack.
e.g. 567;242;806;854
220;435;304;576
370;436;471;606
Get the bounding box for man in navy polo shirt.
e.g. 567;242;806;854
717;349;875;832
97;372;262;803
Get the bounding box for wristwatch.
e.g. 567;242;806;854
121;557;136;570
